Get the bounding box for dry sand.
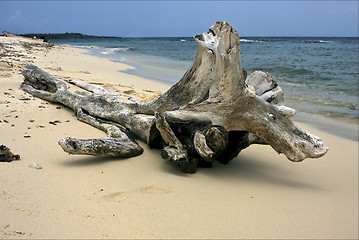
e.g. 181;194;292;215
0;35;358;239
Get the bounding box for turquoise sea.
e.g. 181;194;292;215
51;37;359;124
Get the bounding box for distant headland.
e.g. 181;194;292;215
19;32;118;39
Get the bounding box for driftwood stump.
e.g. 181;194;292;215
21;22;328;173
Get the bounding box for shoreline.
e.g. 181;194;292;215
294;112;358;141
49;36;359;126
83;45;190;86
81;44;358;141
1;35;358;239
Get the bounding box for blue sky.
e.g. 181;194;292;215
0;1;358;37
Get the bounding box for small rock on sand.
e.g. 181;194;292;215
29;162;42;169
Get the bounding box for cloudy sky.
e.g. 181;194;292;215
1;1;358;37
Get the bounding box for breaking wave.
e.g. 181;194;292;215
100;47;134;55
240;39;263;43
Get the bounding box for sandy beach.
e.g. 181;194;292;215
0;35;358;239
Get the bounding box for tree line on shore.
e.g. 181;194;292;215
1;31;117;39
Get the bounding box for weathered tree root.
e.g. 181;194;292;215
58;137;143;157
20;21;328;173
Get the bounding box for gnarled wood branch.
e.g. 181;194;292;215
21;21;328;173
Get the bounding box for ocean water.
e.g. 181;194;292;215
51;37;359;123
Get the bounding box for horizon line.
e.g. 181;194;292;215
3;31;359;38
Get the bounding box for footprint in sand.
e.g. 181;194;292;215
104;185;171;202
135;185;171;195
103;192;129;202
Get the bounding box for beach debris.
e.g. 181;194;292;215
20;21;328;173
49;120;61;125
0;145;20;162
29;162;42;169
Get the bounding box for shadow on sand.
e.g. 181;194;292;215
203;154;324;191
160;153;324;191
61;150;323;191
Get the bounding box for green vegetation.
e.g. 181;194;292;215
20;32;118;39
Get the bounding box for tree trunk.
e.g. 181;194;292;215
21;21;328;173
